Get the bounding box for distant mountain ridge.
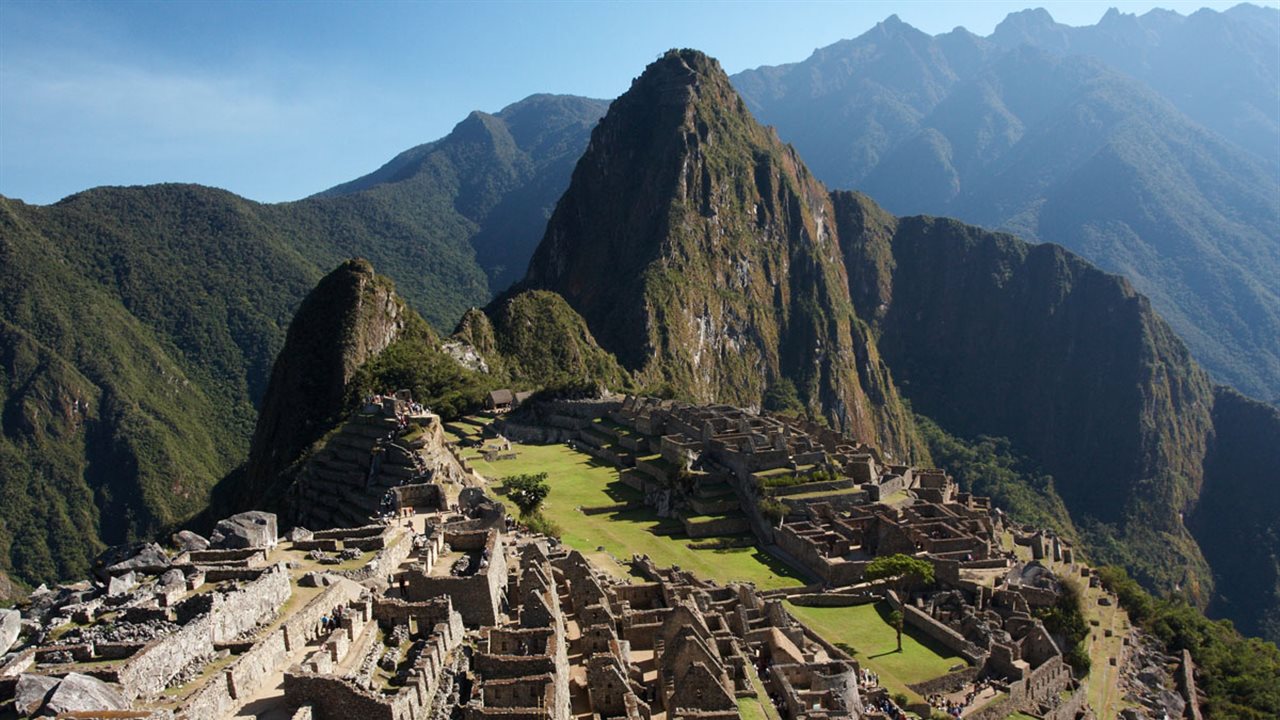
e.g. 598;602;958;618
315;94;609;293
0;93;605;590
732;4;1280;403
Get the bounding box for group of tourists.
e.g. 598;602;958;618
872;697;910;720
928;680;994;718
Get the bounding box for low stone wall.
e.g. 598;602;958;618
282;579;366;653
119;615;215;700
1042;683;1089;720
335;530;411;583
899;603;985;665
786;592;878;607
189;548;267;565
282;674;398;720
907;667;978;697
581;502;639;515
179;629;289;719
575;441;624;467
492;421;576;444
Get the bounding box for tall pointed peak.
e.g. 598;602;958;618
520;50;924;457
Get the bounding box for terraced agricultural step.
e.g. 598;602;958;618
682;513;751;539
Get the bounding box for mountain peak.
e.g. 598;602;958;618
522;49;923;455
991;7;1065;47
243;258;418;505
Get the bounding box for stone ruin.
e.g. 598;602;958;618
0;393;1179;719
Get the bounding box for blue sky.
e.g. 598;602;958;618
0;1;1265;205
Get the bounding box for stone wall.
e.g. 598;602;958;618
282;579;366;653
121;564;293;700
178;629;289;719
210;564;292;643
900;604;986;665
282;674;398;720
682;515;750;538
1042;683;1089;720
336;530;412;583
119;615;214;700
404;531;506;627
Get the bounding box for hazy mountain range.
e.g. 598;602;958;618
732;3;1280;403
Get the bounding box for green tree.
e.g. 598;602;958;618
1036;577;1091;677
504;473;550;517
865;554;935;652
762;378;805;415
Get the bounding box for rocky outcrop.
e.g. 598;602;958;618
468;290;631;391
0;608;20;655
244;259;415;506
39;672;128;715
521;49;922;460
210;511;279;549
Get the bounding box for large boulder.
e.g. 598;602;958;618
106;572;137;598
210;511;278;549
91;542;149;581
43;672;127;714
14;673;58;716
285;526;313;543
0;607;21;655
172;529;210;552
104;543;170;576
157;568;186;591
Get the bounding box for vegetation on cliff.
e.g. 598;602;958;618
1098;566;1280;718
468;290;632;392
915;415;1076;543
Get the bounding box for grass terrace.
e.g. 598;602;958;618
785;601;963;703
463;437;805;590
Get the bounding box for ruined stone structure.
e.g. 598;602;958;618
290;396;466;529
0;398;1116;720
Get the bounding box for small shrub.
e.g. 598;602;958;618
757;498;789;523
521;512;561;539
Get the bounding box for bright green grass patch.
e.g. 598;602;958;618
468;440;805;590
785;601;963;702
737;697;770;720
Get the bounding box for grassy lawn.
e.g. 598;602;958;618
466;440;805;590
785;601;963;702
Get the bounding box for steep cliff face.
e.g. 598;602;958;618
1191;389;1280;642
243;259;415;505
523;50;921;459
838;190;1218;602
